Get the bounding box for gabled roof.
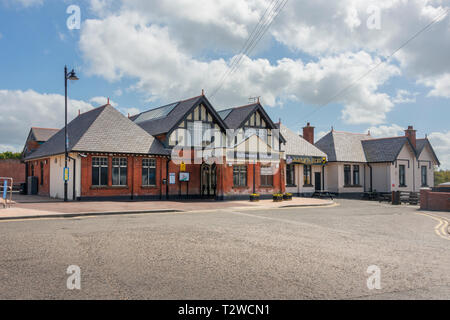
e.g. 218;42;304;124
220;102;286;143
134;95;228;136
315;131;371;162
277;124;326;158
31;127;59;142
24;104;169;160
219;103;259;129
416;138;440;165
362;137;411;163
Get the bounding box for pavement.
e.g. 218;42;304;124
0;193;333;220
0;199;449;299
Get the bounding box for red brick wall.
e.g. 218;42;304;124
420;189;450;212
80;154;167;199
222;161;285;197
0;159;25;185
26;159;50;196
78;154;286;200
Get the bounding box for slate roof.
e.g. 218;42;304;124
315;130;441;165
416;138;440;165
31;127;59;142
134;95;228;136
277;124;326;158
24;104;169;160
362;137;410;163
315;131;372;162
220;103;259;129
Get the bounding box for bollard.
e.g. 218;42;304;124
392;190;400;205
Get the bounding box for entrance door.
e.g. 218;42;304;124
201;163;217;198
314;172;321;191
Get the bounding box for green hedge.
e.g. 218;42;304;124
0;151;21;160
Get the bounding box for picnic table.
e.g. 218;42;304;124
312;190;334;200
362;191;379;200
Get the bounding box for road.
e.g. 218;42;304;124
0;199;449;299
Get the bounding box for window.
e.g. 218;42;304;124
344;165;351;186
286;164;295;186
304;165;312;185
260;166;273;186
399;164;406;187
353;165;360;185
421;165;427;186
142;158;156;186
40;162;44;185
92;157;108;186
233;165;247;187
112;158;127;186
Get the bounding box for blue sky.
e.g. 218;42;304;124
0;0;449;168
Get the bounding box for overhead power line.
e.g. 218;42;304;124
295;6;450;127
210;0;289;99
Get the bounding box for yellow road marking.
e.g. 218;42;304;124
416;211;450;241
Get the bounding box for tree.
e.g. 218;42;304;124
0;151;21;160
434;170;450;186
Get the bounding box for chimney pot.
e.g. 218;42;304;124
303;122;315;145
404;125;417;149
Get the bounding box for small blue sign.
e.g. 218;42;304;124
2;180;7;199
64;167;69;181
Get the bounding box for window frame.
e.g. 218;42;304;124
344;164;351;186
399;164;406;187
260;165;274;187
112;157;128;186
142;158;157;186
92;157;109;186
421;165;427;187
352;165;360;186
233;165;247;187
303;165;312;186
286;164;296;186
40;161;44;186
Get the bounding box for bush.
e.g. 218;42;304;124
0;151;21;160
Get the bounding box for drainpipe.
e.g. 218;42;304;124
363;164;366;192
166;157;169;200
367;163;373;192
253;161;256;194
67;155;76;200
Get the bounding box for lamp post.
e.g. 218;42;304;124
64;66;79;202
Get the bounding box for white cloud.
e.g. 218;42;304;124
419;73;450;98
367;124;404;138
3;0;44;8
112;1;450;101
428;131;450;170
79;9;400;125
392;89;418;104
90;96;115;106
0;89;94;152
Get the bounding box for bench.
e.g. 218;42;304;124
312;191;334;200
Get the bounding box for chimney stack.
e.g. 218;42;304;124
404;125;416;149
303;122;315;145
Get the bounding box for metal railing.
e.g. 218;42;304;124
0;177;13;209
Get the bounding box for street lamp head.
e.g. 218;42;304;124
67;69;79;81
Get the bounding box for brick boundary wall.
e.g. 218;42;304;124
420;188;450;212
0;159;25;185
